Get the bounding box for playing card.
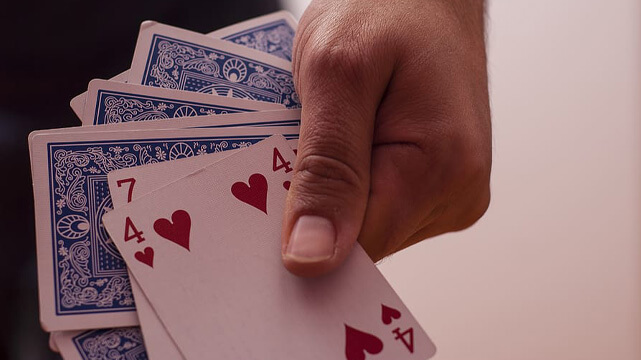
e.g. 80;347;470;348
29;126;298;331
27;108;300;191
26;109;300;200
209;10;297;61
70;71;129;120
54;327;148;360
30;109;301;140
104;137;294;360
127;21;299;108
69;11;297;120
128;276;181;359
107;138;297;209
48;333;59;353
102;136;436;359
82;79;283;125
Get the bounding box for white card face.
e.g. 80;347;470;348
128;273;184;360
108;149;237;209
127;21;299;108
81;79;283;126
107;138;294;360
29;126;298;331
102;136;436;359
108;138;297;209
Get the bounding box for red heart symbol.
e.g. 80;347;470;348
381;304;401;325
231;173;268;214
134;247;154;268
153;210;191;250
344;325;383;360
283;181;291;190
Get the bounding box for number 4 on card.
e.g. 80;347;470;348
124;217;145;243
273;147;292;173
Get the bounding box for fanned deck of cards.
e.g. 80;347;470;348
28;10;436;359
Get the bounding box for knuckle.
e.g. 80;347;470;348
297;25;372;88
307;41;367;80
456;185;491;231
451;139;492;230
294;150;365;201
437;120;491;187
293;9;323;78
474;187;491;220
461;148;491;189
425;119;491;231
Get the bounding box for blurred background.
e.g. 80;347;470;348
1;0;639;359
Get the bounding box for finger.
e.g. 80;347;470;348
359;110;492;261
350;28;492;258
281;14;394;277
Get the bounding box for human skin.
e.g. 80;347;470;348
281;0;491;277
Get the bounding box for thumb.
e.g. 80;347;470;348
281;29;393;277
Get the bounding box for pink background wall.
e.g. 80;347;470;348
283;0;641;358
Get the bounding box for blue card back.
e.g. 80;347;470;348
139;33;300;108
92;89;260;125
45;132;297;319
72;327;147;360
221;19;295;61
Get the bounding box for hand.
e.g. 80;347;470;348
281;0;492;277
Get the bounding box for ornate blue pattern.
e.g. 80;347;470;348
142;35;300;108
93;90;256;125
48;134;297;316
72;327;148;360
221;19;295;61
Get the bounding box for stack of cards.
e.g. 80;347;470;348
28;11;436;359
